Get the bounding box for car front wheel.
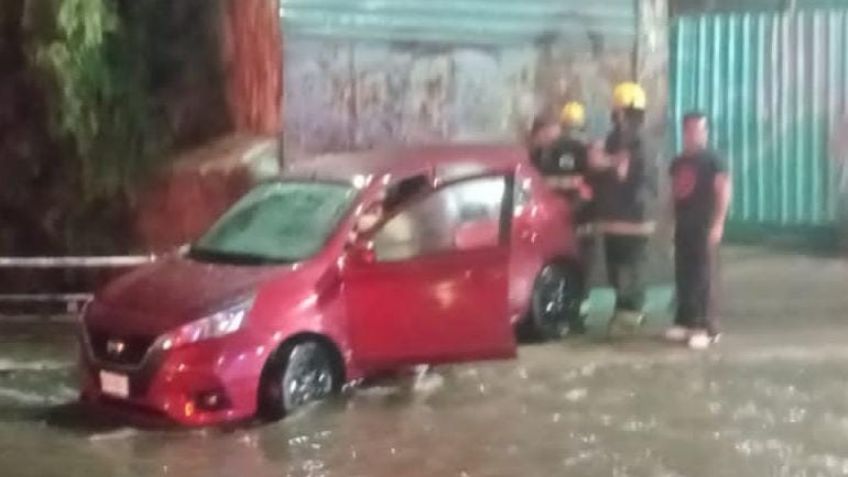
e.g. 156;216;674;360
258;340;340;421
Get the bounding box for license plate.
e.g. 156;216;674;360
99;371;129;399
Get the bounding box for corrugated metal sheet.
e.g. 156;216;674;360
673;0;848;16
279;0;636;46
671;10;848;227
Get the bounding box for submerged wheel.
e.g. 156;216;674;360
529;262;582;341
258;340;340;421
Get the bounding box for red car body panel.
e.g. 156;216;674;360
79;144;577;426
506;162;576;322
345;246;513;370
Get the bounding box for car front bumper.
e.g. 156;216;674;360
79;331;271;426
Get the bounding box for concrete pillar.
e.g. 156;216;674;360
636;0;670;198
636;0;672;281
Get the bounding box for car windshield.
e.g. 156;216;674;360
190;181;357;265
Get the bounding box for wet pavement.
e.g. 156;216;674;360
1;246;848;477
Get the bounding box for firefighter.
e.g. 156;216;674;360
527;102;594;334
590;82;654;336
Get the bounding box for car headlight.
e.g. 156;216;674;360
160;298;254;350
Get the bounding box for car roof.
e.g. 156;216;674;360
284;143;527;184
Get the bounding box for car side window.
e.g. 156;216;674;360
383;175;430;213
372;176;507;262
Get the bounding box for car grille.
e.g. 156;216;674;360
87;326;156;367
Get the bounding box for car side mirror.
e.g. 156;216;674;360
347;240;376;266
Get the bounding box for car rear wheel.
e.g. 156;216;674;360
258;340;340;421
528;262;582;341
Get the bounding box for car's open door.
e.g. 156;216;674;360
343;175;517;371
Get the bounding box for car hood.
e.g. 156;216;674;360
91;257;294;334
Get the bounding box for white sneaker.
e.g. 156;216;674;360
687;332;713;350
664;326;689;343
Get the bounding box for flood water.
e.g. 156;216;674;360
1;247;848;477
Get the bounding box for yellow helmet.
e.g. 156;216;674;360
612;82;647;110
559;101;586;127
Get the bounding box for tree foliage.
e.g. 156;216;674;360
31;0;163;202
1;0;229;256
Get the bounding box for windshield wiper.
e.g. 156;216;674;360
187;247;293;266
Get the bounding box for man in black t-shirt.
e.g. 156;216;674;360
666;112;732;350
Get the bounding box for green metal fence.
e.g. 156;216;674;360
671;9;848;228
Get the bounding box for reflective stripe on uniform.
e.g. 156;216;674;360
596;221;656;236
544;175;583;190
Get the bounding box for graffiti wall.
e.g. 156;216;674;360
279;0;667;159
283;41;541;155
283;40;645;157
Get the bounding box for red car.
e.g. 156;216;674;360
79;144;581;426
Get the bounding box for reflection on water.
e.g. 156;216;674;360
3;344;848;477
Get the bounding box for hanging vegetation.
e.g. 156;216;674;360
30;0;163;203
3;0;274;257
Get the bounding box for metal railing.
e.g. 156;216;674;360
0;255;157;315
0;256;155;268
